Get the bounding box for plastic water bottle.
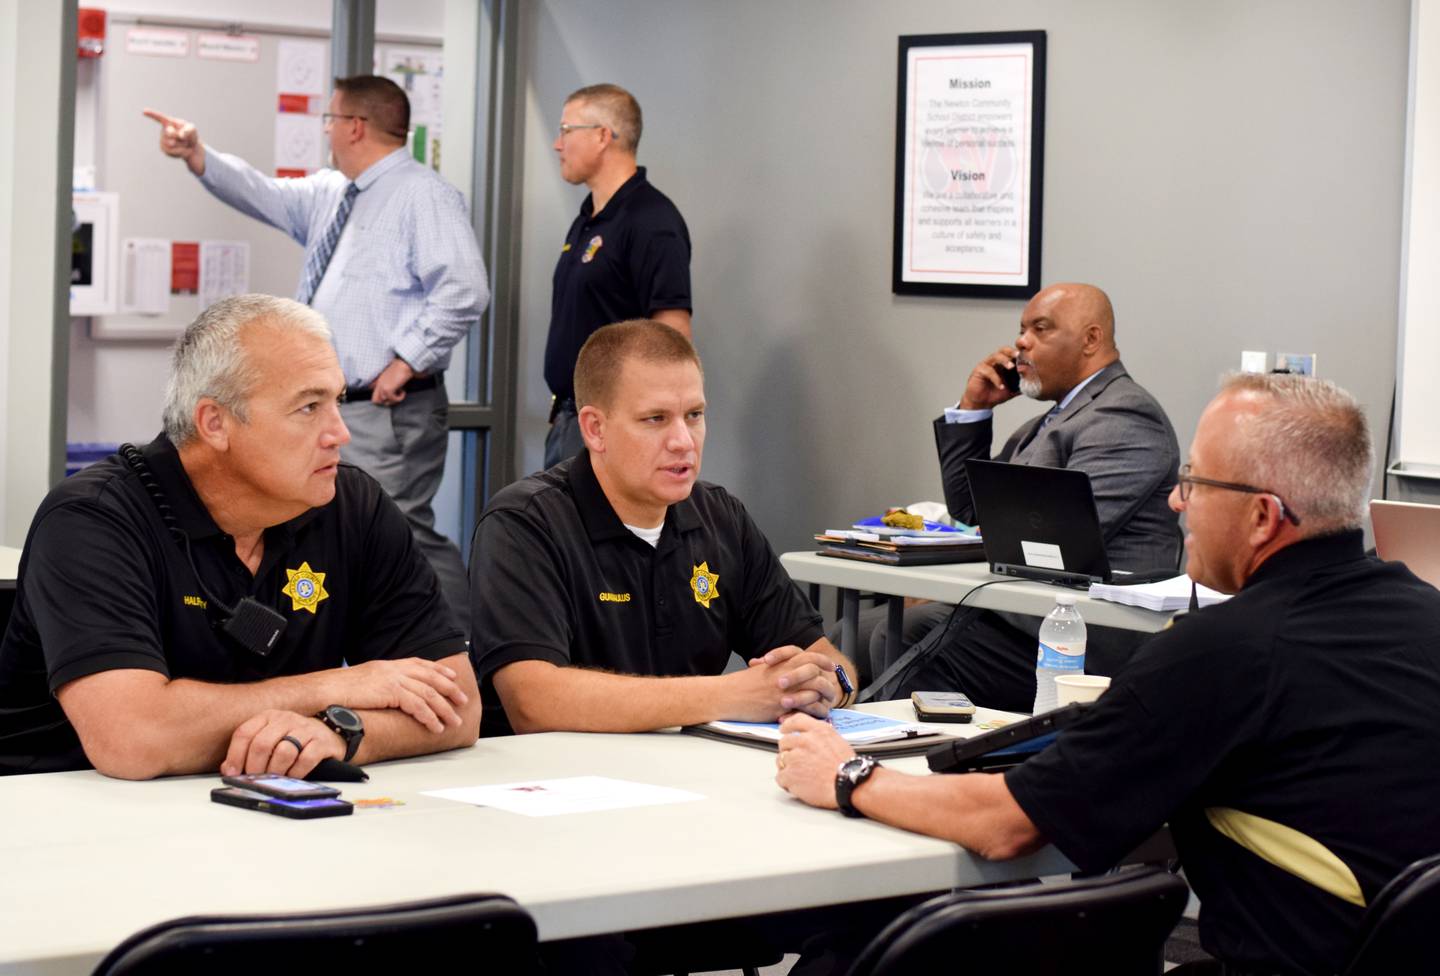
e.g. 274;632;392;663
1033;594;1087;714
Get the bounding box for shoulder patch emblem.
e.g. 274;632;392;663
581;235;603;263
689;562;720;609
282;561;329;614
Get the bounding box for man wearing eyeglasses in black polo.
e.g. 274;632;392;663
543;84;692;469
777;373;1440;976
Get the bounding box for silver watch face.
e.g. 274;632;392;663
840;756;871;781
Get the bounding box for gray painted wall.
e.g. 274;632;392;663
515;0;1411;555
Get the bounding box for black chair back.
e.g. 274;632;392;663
1343;852;1440;976
93;893;539;976
846;866;1188;976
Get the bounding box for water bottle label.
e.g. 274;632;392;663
1036;642;1085;670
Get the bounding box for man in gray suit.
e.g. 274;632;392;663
871;282;1181;711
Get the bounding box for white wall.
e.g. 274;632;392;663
2;0;71;546
0;1;15;522
514;0;1413;554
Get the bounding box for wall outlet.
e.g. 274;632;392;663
1275;352;1317;376
1240;350;1268;373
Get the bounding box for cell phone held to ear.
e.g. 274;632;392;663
997;364;1021;394
211;786;354;820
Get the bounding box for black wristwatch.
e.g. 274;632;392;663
316;705;364;762
835;755;880;818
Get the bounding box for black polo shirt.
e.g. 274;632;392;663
1006;531;1440;975
0;434;465;774
543;166;692;401
469;452;822;736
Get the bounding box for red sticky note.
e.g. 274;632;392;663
171;242;199;294
275;168;308;179
277;93;313;114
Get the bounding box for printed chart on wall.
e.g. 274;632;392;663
892;31;1046;299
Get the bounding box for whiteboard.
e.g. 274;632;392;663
1395;0;1440;474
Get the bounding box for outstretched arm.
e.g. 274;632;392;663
143;108;206;176
57;652;478;780
775;713;1044;860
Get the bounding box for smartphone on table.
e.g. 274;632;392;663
220;773;339;800
211;787;354;819
911;691;976;723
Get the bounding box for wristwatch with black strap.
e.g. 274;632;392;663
316;705;364;762
835;755;880;818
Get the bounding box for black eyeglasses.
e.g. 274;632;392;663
1176;464;1301;525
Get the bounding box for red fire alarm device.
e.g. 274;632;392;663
78;8;106;59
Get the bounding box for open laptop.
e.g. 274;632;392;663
965;459;1174;586
1371;500;1440;588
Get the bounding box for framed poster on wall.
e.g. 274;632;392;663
893;31;1046;298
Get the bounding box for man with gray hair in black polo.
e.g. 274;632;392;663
779;373;1440;976
0;294;479;777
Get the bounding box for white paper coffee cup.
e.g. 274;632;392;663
1054;673;1111;706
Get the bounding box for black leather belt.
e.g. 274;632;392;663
344;373;441;403
549;396;577;423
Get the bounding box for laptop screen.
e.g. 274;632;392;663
965;459;1112;585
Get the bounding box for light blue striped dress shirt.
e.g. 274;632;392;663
200;147;489;386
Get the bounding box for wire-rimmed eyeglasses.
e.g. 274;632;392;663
1176;464;1301;526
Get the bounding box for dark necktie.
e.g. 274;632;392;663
1016;404;1064;456
297;182;359;305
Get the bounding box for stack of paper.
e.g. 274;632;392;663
1088;575;1230;612
815;528;986;566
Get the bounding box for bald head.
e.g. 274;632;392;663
1015;282;1119;399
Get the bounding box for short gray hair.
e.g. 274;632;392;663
566;84;643;153
1218;372;1373;535
162;295;331;445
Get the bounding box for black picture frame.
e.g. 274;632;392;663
892;30;1047;299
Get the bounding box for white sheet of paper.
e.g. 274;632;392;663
1021;540;1065;571
423;776;704;817
276;39;327;95
119;238;171;315
274;114;324;172
198;241;249;309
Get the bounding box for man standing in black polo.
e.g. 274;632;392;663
0;295;479;777
472;320;856;737
544;84;692;468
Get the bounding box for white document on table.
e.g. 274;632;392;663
423;776;704;817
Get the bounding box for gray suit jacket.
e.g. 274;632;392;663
933;360;1181;570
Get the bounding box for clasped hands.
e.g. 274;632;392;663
219;656;469;777
726;645;846;722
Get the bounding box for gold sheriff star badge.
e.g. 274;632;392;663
689;562;720;609
282;561;330;614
